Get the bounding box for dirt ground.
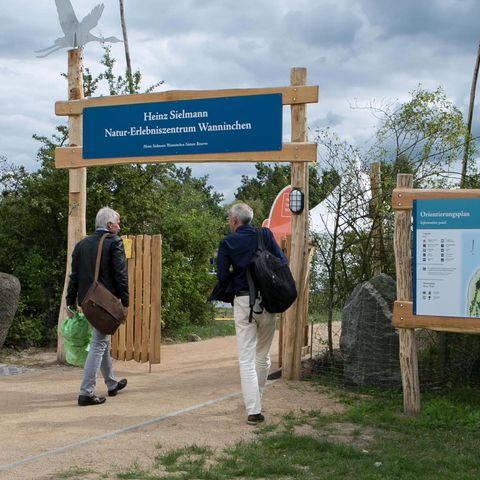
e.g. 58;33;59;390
0;330;343;479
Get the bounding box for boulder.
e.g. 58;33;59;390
188;333;202;342
0;273;21;348
340;273;401;388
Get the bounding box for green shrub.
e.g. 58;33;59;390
4;302;44;348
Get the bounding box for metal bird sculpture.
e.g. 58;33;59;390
35;0;122;57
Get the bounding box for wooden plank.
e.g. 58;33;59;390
301;345;311;357
116;233;128;360
393;301;480;334
55;85;319;115
116;322;127;361
111;324;119;359
394;174;420;415
54;143;317;169
125;236;135;361
141;235;152;363
392;188;480;210
134;235;143;362
149;235;162;364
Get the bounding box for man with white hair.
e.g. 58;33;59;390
216;203;287;425
66;207;129;406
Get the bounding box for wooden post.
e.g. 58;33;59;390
283;67;309;380
370;162;383;276
57;48;87;362
394;174;420;414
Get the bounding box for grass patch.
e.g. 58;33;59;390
51;465;96;478
214;306;234;320
309;309;342;324
115;383;480;479
163;319;236;343
154;445;214;475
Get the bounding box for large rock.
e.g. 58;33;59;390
0;273;21;348
340;273;401;388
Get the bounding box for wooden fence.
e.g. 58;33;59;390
111;234;162;365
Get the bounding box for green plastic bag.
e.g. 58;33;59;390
61;309;92;367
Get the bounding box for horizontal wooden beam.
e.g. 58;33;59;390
54;142;317;169
392;188;480;210
392;301;480;334
55;86;319;116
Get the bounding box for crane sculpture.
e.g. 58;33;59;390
35;0;122;57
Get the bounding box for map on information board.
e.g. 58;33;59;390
413;198;480;318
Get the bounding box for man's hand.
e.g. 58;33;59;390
65;307;75;318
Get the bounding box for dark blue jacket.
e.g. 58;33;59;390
216;224;287;295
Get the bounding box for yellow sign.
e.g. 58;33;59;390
122;237;133;259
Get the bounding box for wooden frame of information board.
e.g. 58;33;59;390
392;173;480;414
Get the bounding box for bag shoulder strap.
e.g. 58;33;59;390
256;227;266;251
246;227;265;322
94;233;109;281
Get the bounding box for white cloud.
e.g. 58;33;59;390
1;0;479;201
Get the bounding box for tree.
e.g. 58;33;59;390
0;131;69;346
0;49;223;347
460;42;480;188
235;163;337;223
118;0;134;94
366;86;468;186
364;87;473;276
310;129;373;355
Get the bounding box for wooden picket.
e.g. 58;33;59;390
111;234;162;364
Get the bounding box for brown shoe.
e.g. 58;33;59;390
247;413;265;425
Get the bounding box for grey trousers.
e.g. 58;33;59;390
79;327;118;396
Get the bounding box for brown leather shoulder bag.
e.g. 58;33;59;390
81;233;127;335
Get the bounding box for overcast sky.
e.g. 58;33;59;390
1;0;479;201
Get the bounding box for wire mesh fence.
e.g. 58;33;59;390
305;309;480;392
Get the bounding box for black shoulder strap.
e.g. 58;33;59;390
245;228;261;322
257;227;266;251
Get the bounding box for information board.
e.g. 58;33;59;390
83;94;282;159
413;198;480;317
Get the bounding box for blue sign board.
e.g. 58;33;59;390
82;94;282;159
413;198;480;318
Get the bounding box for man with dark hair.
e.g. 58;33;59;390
216;203;287;425
66;207;129;406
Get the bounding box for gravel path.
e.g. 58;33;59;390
0;331;343;479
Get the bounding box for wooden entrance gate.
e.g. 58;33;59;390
111;234;162;365
54;48;318;379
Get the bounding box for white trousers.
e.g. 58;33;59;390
233;295;276;415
